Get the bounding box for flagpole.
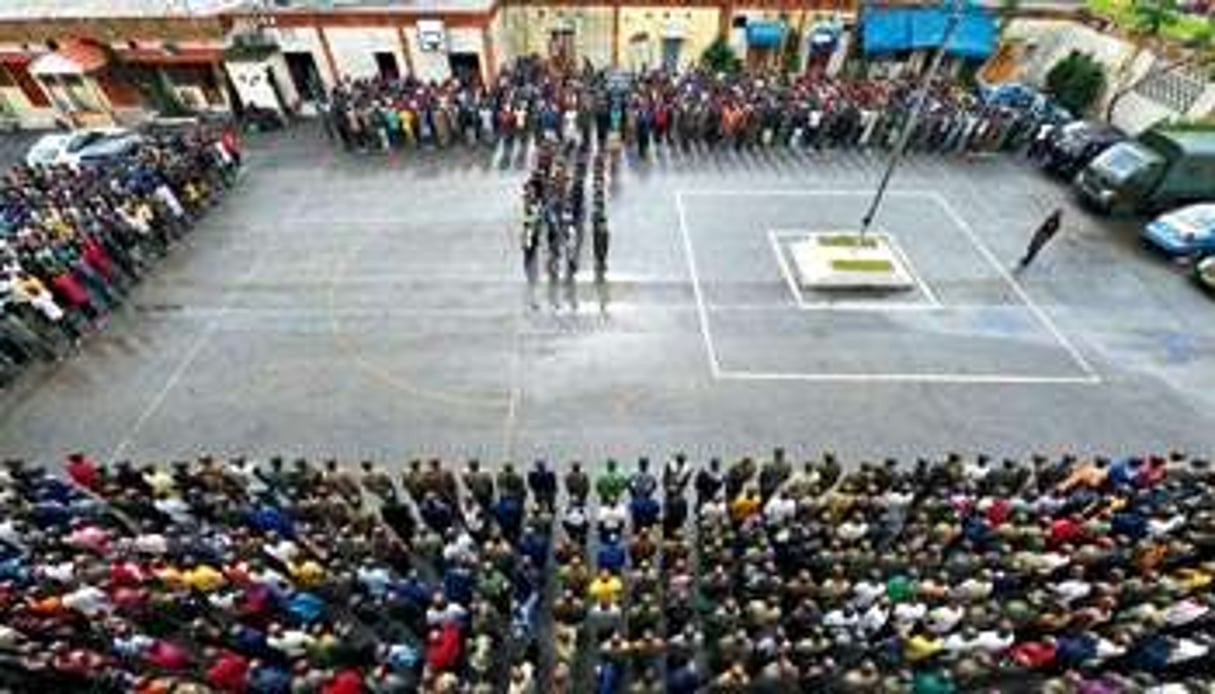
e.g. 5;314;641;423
859;0;965;238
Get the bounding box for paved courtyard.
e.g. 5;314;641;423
3;122;1214;465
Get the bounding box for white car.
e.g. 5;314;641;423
25;127;144;167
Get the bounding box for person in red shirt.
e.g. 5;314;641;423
1048;515;1085;548
145;640;190;670
1010;638;1057;669
1138;457;1168;487
425;623;461;672
65;452;101;491
321;668;366;694
206;650;250;692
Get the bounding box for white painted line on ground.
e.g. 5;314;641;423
680;188;1100;384
109;252;270;461
767;230;807;309
930;191;1100;383
679;189;935;198
880;229;943;309
675;191;723;378
718;369;1102;385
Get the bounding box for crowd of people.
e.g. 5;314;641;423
0;125;242;384
0;448;1211;693
521;139;610;306
323;58;1059;160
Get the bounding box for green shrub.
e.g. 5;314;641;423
1045;51;1108;115
702;38;742;74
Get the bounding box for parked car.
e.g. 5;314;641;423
1194;254;1215;293
1141;203;1215;257
1041;120;1126;179
977;82;1073;125
1077;126;1215;214
25;127;144;167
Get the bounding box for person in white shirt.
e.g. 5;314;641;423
893;601;928;629
851;575;886;609
858;602;889;636
596;500;627;537
823;607;858;631
426;595;468;627
763;491;796;527
267;624;314;658
927;604;964;634
62;585;110;616
971;627;1014;654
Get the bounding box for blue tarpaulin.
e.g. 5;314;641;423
862;3;995;59
746;21;786;49
862;8;914;54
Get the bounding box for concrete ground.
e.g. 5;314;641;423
2;122;1213;466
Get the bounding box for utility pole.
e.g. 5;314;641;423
859;0;965;238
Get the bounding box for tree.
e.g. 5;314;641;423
1105;16;1215;121
1045;51;1108;115
782;29;803;74
702;38;741;74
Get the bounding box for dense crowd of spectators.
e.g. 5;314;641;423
324;59;1060;159
0;449;1211;693
0;126;241;384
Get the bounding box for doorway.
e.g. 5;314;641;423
549;29;576;72
448;53;481;86
662;38;682;73
374;51;400;81
283;51;323;102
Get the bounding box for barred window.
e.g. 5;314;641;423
1134;65;1206;113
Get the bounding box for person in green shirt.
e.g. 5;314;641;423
887;573;915;603
596;459;628;504
913;668;956;694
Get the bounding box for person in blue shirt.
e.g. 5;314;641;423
596;534;627;574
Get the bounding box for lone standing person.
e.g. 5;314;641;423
1018;208;1063;271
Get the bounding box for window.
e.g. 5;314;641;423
1135;66;1206;114
53;74;102;112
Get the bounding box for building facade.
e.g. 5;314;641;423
0;7;233;129
0;0;867;128
0;0;1206;133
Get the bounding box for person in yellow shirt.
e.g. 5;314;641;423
905;630;944;662
400;108;416;146
587;570;623;605
1175;566;1212;593
289;559;325;588
153;564;186;590
729;488;761;523
183;564;226;592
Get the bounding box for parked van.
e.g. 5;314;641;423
1075;126;1215;214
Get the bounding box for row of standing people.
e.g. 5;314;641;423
323;59;1058;161
0;128;242;385
522;140;610;308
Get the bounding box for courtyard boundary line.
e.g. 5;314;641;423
676;188;1101;385
717;370;1101;385
109;252;271;461
929;191;1100;382
675;192;723;378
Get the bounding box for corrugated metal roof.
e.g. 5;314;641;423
0;0;247;20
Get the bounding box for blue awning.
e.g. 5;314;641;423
746;21;786;49
862;3;995;59
862;8;913;54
